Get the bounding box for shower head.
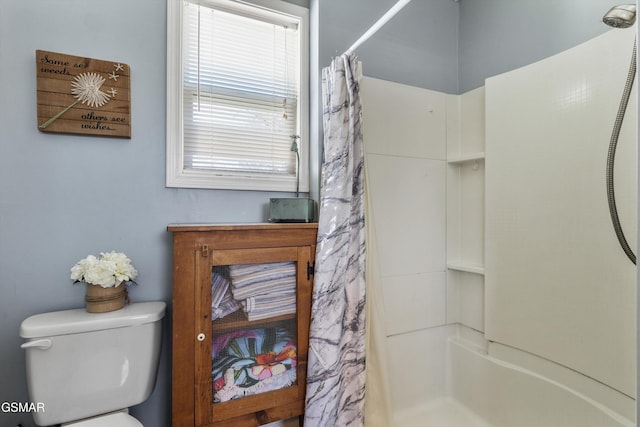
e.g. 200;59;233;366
603;4;637;28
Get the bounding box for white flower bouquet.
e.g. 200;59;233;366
70;251;138;288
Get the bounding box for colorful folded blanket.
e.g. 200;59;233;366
212;327;297;402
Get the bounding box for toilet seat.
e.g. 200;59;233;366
62;410;143;427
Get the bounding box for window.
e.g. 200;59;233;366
167;0;309;191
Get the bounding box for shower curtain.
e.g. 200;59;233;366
304;54;367;426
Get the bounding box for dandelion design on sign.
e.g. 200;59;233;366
36;50;131;138
39;73;111;129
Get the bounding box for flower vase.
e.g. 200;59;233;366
85;283;127;313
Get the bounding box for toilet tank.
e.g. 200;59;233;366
20;302;165;426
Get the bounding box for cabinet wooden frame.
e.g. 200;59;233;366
168;223;317;427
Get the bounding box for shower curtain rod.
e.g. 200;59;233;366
343;0;413;56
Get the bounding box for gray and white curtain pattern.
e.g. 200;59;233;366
304;54;367;426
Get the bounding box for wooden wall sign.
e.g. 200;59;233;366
36;50;131;138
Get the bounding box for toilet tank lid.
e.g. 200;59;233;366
20;301;166;338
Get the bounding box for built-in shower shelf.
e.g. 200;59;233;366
447;152;485;164
447;262;485;275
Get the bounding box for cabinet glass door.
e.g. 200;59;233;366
211;261;298;402
195;246;311;425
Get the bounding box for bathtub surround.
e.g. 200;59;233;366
305;54;366;426
485;26;637;399
361;77;449;421
361;21;636;426
362;180;394;427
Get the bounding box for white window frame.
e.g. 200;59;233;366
166;0;310;192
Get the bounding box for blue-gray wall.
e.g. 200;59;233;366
459;0;625;93
0;1;301;426
0;1;630;426
315;0;622;95
317;0;459;94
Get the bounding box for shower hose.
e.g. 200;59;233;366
606;39;637;265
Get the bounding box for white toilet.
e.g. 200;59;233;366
20;301;166;426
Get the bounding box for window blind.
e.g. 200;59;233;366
182;1;300;180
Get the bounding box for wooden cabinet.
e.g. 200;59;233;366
168;223;318;427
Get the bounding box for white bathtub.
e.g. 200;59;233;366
393;326;636;427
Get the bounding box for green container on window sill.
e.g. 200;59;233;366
268;198;316;223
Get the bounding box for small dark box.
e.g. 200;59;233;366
269;198;315;223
